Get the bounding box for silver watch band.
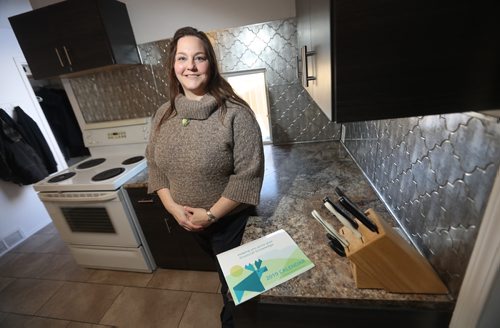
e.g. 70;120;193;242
206;210;218;223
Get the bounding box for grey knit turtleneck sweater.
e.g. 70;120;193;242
146;94;264;211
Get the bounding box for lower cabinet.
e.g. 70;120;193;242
126;187;217;271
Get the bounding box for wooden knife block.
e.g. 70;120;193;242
339;208;448;294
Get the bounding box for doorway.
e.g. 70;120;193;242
224;69;272;144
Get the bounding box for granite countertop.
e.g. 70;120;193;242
124;142;453;310
125;168;149;188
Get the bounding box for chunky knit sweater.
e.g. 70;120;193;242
146;94;264;211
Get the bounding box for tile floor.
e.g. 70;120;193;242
0;223;223;328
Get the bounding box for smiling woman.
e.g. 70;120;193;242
145;26;265;328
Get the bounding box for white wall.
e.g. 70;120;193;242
0;0;66;253
29;0;296;44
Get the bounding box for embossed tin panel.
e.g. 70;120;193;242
343;113;500;297
67;19;340;144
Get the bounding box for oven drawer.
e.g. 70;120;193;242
69;244;153;273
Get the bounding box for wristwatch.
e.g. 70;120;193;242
206;210;218;223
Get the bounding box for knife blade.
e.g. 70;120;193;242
335;187;379;233
323;196;363;239
311;210;349;247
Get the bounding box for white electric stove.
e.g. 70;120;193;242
34;119;156;273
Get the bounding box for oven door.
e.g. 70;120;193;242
39;189;140;247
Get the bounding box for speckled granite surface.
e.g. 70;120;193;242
125;141;453;310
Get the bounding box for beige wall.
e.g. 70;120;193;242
30;0;296;44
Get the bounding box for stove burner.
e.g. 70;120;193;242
91;167;126;181
77;158;106;169
48;172;76;183
122;156;144;165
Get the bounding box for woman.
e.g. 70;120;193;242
146;26;264;327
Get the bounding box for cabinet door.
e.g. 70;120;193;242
126;188;187;269
9;0;140;79
333;0;500;122
9;5;71;79
126;188;217;271
55;0;115;73
296;0;333;120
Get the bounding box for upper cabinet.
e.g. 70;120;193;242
296;0;500;122
9;0;141;80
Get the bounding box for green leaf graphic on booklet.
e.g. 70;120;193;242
230;259;268;302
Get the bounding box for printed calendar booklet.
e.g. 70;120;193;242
216;229;315;305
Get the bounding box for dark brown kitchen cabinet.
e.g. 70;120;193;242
296;0;500;122
126;187;217;271
9;0;141;80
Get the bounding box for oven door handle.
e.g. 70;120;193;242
38;192;118;202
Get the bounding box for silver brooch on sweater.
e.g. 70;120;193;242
181;118;190;127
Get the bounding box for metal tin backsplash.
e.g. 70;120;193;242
68;18;340;144
343;113;500;297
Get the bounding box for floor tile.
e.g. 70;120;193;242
87;269;153;287
0;277;14;293
36;282;122;323
35;254;95;282
36;234;70;254
13;233;68;254
0;313;69;327
178;292;223;328
0;252;23;276
66;321;115;327
147;269;220;293
35;223;58;235
0;252;56;278
12;233;54;252
99;286;191;328
0;278;63;315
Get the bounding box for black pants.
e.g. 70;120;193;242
192;207;253;328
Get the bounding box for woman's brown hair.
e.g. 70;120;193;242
160;26;251;124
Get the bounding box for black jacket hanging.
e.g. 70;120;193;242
0;108;48;185
35;87;89;159
14;106;58;174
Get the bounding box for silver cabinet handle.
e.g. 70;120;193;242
137;199;154;203
301;45;316;87
63;46;72;66
54;48;64;67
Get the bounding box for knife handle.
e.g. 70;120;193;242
311;210;350;247
327;234;346;257
323;197;362;239
324;196;358;228
328;241;346;257
335;186;346;199
331;201;358;229
339;196;379;233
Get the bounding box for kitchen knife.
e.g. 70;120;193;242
326;233;346;257
335;187;379;233
323;196;363;239
325;198;358;229
311;210;349;247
